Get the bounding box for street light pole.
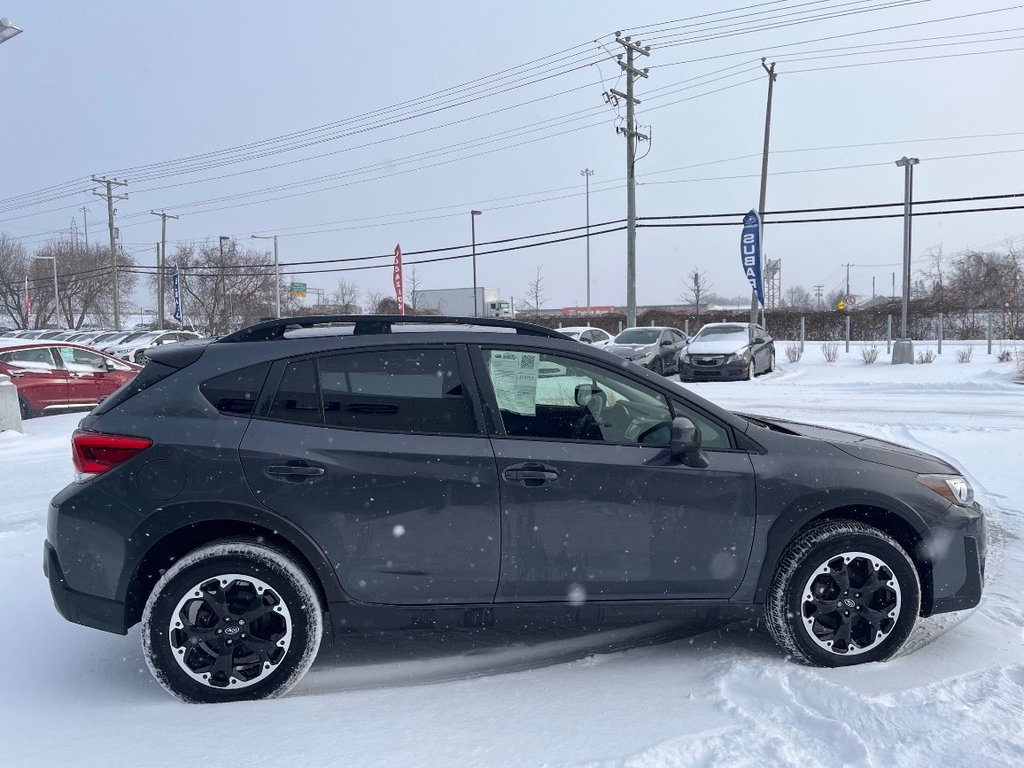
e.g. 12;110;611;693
0;17;23;45
218;236;230;333
251;234;281;317
470;210;482;317
893;156;920;364
580;168;594;314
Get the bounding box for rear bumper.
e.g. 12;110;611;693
44;540;128;635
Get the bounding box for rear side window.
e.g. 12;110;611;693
267;360;321;424
200;363;271;416
318;349;477;435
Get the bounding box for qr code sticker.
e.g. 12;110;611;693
520;355;536;370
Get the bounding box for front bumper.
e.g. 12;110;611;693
923;502;986;616
680;359;748;381
44;540;128;635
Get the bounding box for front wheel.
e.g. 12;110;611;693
18;396;33;420
767;349;776;373
650;357;665;376
765;521;920;666
142;540;323;703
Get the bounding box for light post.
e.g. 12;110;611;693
892;156;919;364
33;255;61;329
251;234;281;318
218;236;231;333
0;17;23;45
470;210;482;317
580;169;594;314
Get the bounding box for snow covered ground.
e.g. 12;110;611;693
1;342;1022;767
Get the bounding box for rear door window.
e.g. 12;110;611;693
317;348;477;435
267;360;321;424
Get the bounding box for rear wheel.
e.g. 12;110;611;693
765;521;920;666
142;540;323;703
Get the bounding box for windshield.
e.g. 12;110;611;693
694;325;750;344
614;329;661;345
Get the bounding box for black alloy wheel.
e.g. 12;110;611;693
765;521;920;666
143;540;323;703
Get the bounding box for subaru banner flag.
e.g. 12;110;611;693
740;209;765;306
172;265;182;324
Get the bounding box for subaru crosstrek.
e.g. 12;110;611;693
44;315;986;702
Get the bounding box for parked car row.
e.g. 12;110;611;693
0;328;203;418
559;322;775;382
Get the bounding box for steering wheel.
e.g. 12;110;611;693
571;393;606;440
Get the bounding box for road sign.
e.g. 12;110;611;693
290;281;307;298
837;299;847;311
845;295;857;305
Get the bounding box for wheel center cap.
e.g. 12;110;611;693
842;598;856;609
223;625;241;636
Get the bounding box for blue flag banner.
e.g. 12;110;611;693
172;266;182;324
740;210;764;306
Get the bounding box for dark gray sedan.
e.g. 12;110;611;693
680;322;775;382
605;326;689;376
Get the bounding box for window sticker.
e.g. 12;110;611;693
488;351;539;416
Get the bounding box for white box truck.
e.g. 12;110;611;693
415;287;513;318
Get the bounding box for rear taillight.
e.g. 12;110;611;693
72;429;152;475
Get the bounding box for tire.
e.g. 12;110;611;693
142;540;324;703
651;357;665;376
744;359;754;380
765;521;920;667
134;349;147;365
767;349;776;373
18;396;32;420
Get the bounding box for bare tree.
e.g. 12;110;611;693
526;266;547;316
364;289;385;315
406;268;424;313
173;241;277;334
330;279;361;313
0;233;29;328
679;267;712;316
0;234;136;329
783;285;813;310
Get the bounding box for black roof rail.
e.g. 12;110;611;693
217;314;570;343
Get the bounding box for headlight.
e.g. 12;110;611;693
726;352;746;363
918;474;974;506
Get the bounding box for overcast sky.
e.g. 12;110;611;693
2;0;1023;314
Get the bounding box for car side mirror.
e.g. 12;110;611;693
574;383;602;407
660;338;673;346
104;360;116;372
581;337;593;344
670;416;709;468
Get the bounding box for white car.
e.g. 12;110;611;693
557;326;614;348
105;330;201;364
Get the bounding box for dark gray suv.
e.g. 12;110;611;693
44;316;986;702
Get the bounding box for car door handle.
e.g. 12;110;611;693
265;462;326;483
503;462;560;485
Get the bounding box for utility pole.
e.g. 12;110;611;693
251;234;282;318
470;210;482;317
580;168;594;313
814;284;824;309
752;58;778;325
150;211;179;330
893;156;920;364
611;32;650;328
843;263;853;298
91;177;128;330
79;206;90;248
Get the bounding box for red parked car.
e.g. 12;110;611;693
0;343;140;419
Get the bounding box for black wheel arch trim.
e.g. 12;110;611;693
117;501;349;629
748;489;930;605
